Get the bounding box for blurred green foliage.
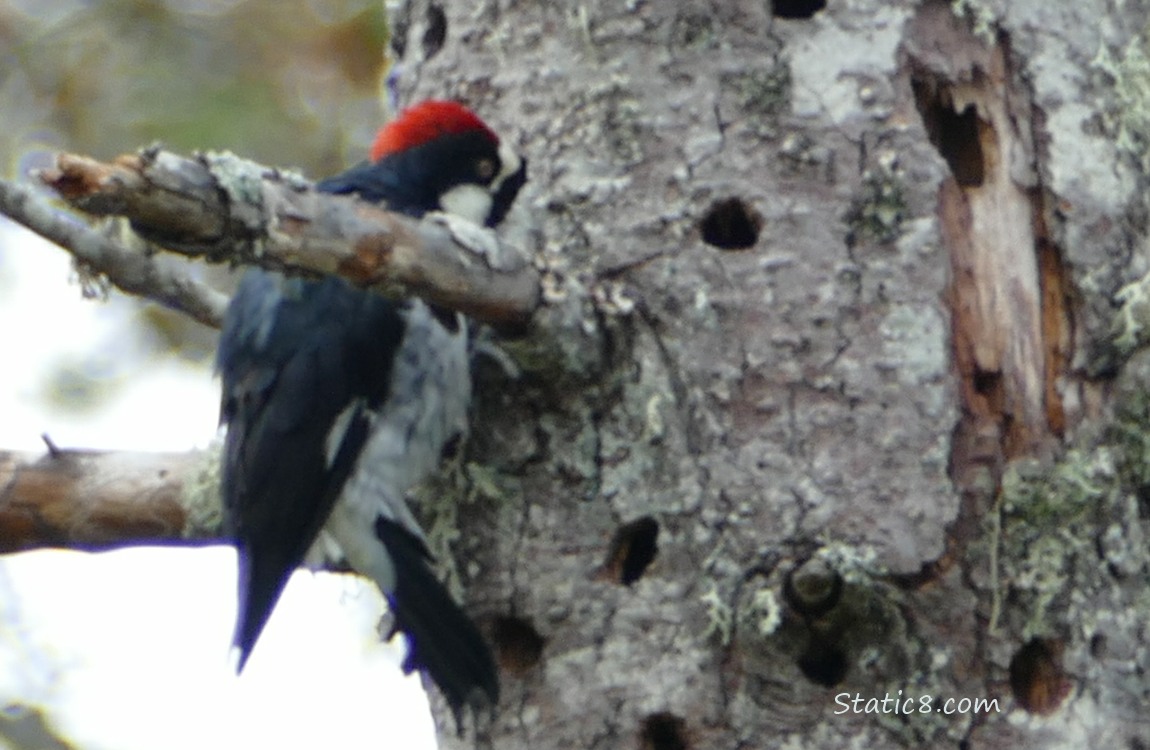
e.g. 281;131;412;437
0;0;390;176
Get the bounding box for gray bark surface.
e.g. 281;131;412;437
389;0;1150;747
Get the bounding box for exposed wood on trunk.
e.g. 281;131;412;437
924;42;1068;468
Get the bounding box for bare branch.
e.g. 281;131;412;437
0;176;229;328
37;148;542;326
0;447;223;553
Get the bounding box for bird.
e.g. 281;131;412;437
215;100;526;725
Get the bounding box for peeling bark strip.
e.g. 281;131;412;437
38;149;541;325
0;448;221;553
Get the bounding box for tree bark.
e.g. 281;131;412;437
386;0;1150;747
4;0;1150;748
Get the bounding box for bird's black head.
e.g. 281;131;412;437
367;100;526;226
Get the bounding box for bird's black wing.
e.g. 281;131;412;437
217;271;405;669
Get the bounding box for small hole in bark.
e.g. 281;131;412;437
389;13;409;57
772;0;827;19
603;516;659;585
1089;633;1107;659
491;615;545;675
639;712;689;750
972;368;1000;396
701;198;761;250
1009;638;1070;715
439;432;463;462
798;639;849;687
912;77;986;187
422;4;447;59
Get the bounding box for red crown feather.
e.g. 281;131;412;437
369;100;499;162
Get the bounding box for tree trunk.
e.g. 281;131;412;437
387;0;1150;747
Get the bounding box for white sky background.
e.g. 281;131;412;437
0;222;438;750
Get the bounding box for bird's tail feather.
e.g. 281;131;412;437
374;518;499;730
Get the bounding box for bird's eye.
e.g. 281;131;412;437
475;158;497;181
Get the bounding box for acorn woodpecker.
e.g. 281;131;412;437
216;100;526;723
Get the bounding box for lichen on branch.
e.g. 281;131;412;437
31;146;542;326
